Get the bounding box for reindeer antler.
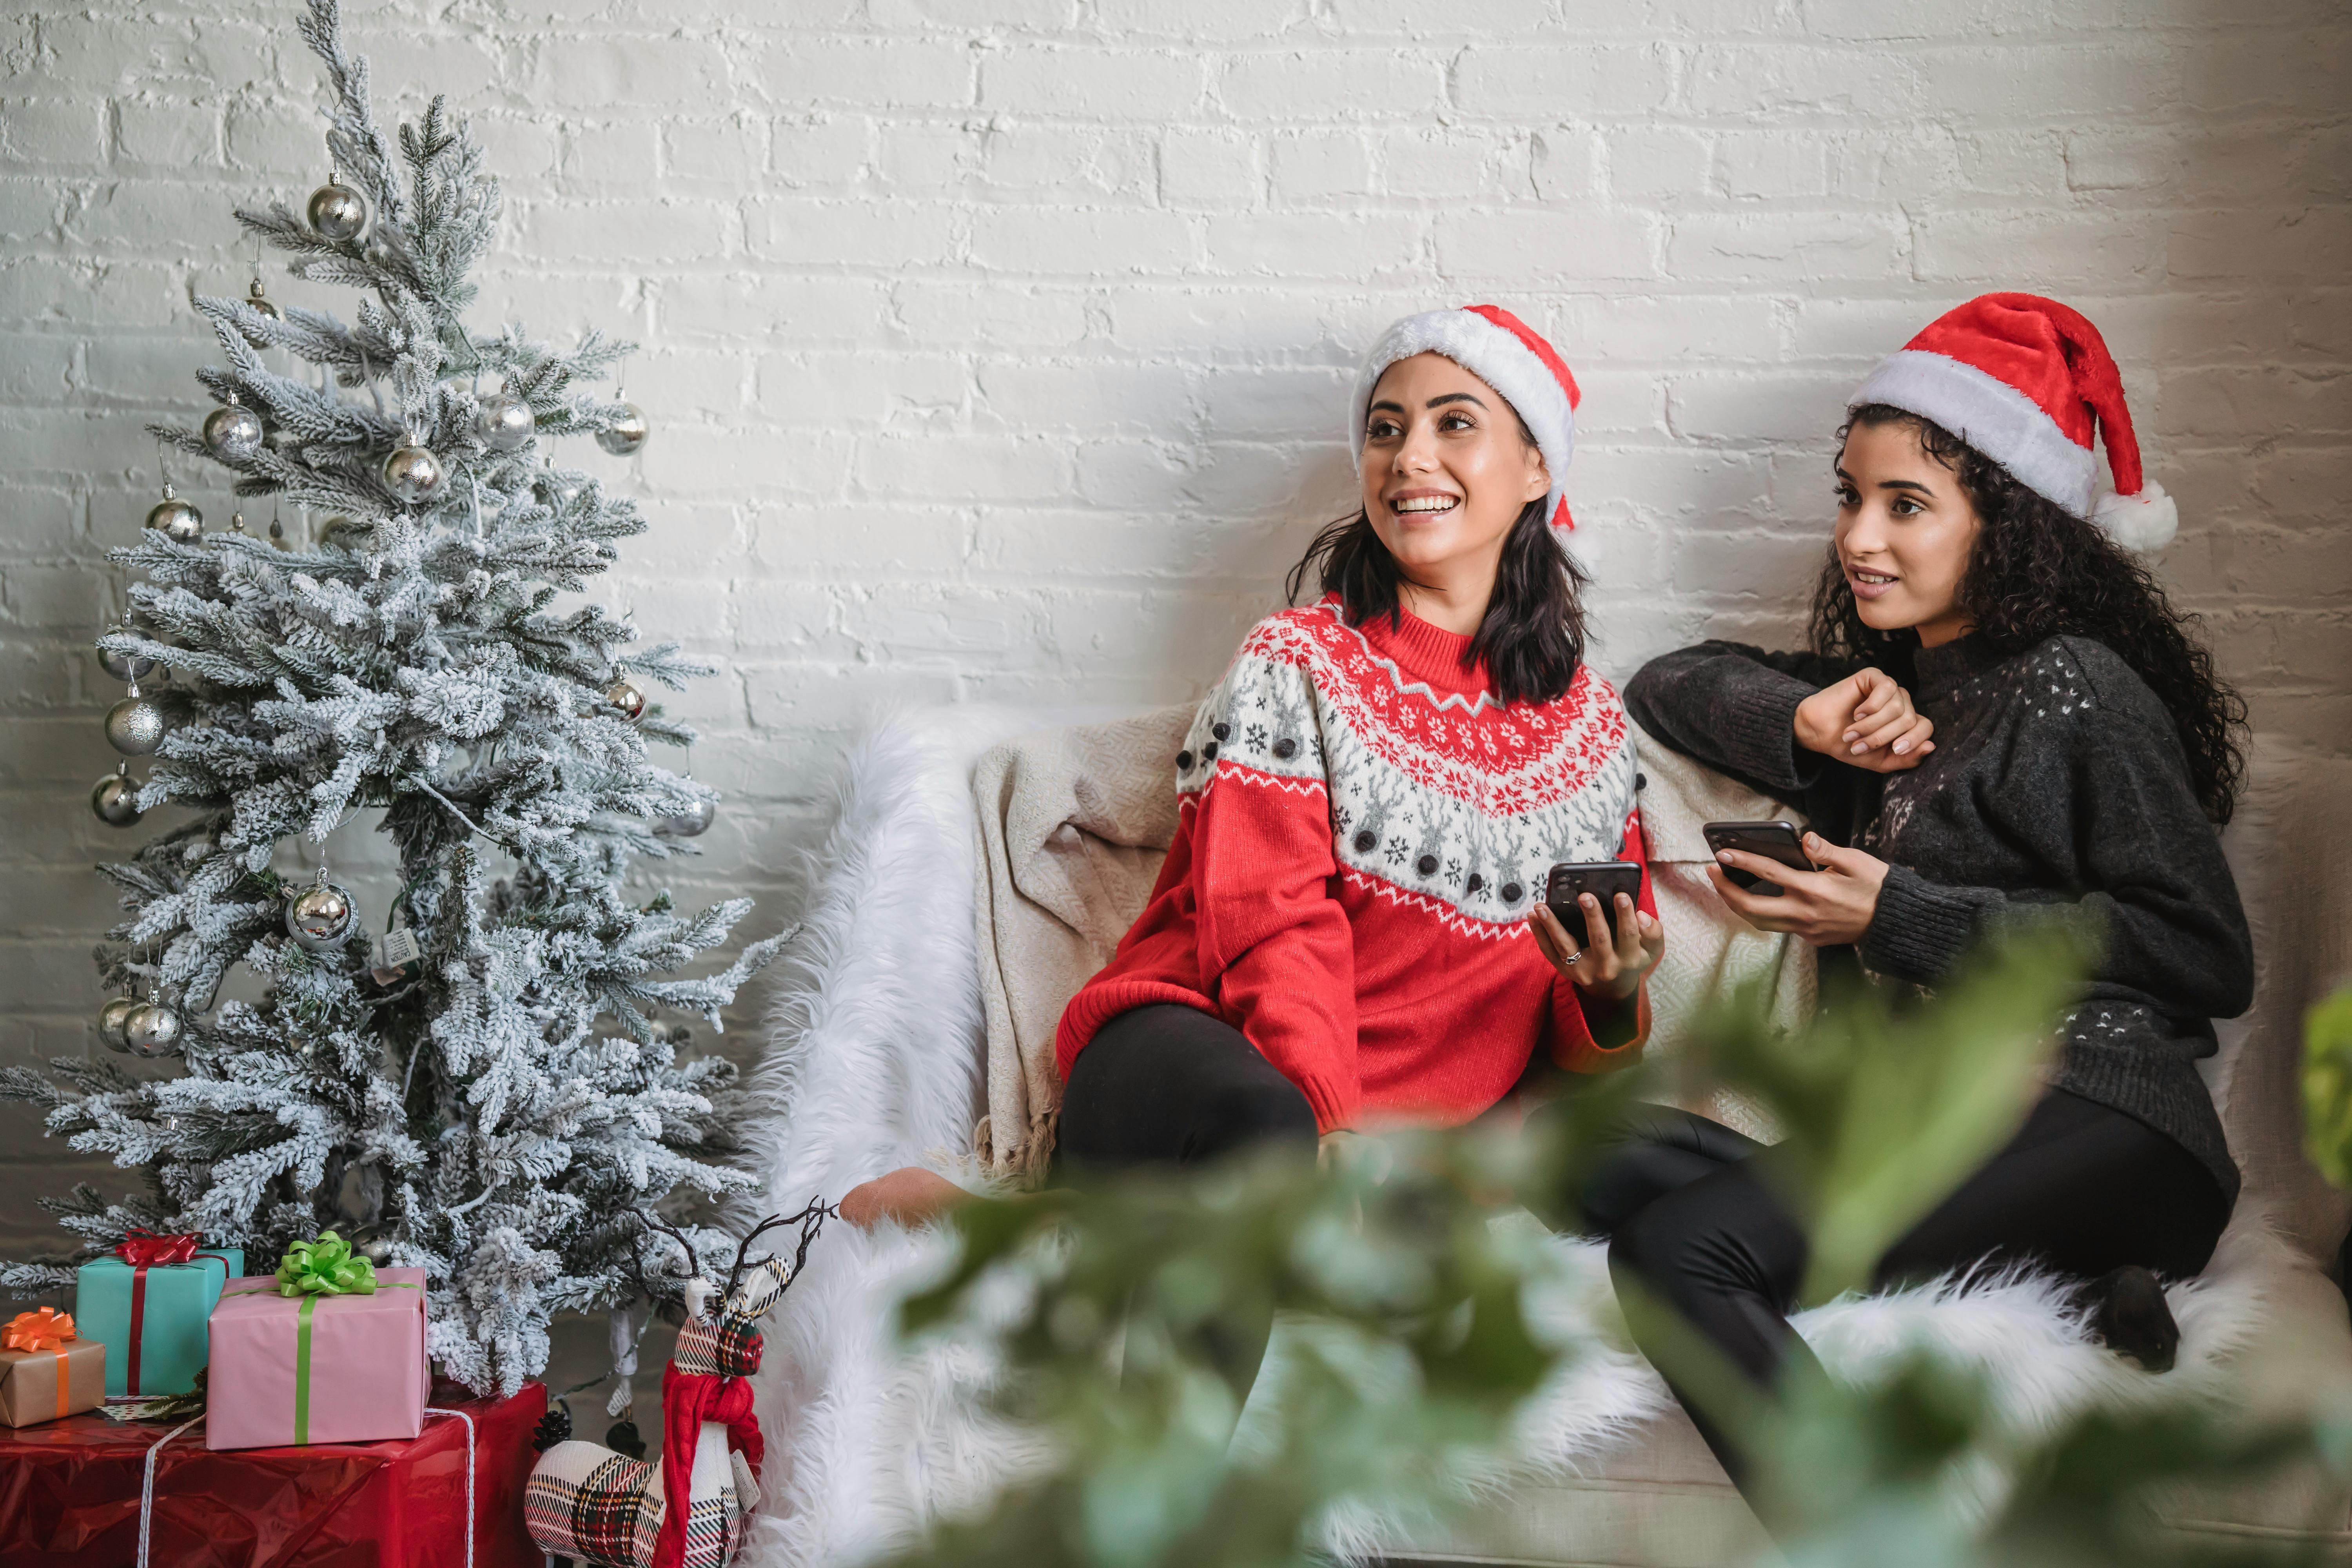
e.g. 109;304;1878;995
722;1196;835;1305
633;1207;704;1282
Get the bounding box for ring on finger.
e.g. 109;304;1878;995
1561;949;1583;968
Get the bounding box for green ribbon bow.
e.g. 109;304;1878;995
275;1230;377;1298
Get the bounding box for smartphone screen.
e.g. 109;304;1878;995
1544;861;1641;937
1701;820;1813;897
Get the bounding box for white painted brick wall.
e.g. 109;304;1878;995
2;0;2349;1266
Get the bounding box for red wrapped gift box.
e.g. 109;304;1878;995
0;1379;545;1568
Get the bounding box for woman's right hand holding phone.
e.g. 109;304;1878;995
1793;666;1934;773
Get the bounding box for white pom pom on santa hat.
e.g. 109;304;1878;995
2091;480;2178;554
1849;293;2180;554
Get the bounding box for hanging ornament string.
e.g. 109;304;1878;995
145;444;203;543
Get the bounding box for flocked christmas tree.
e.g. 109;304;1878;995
0;0;785;1397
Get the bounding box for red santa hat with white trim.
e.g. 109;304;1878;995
1849;292;2177;552
1349;304;1580;533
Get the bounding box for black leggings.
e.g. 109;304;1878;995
1595;1089;2231;1489
1056;1004;1319;1175
1057;1010;2232;1497
1055;1005;1318;1397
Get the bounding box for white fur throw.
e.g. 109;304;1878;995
741;705;2292;1568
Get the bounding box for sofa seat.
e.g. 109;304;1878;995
743;709;2352;1568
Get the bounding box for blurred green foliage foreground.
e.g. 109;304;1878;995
883;934;2352;1567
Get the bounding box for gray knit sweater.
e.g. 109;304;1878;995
1626;633;2249;1205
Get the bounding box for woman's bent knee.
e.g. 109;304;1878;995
1192;1076;1316;1163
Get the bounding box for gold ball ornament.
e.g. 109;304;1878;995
144;483;203;543
91;766;143;826
595;402;648;456
657;794;716;838
604;677;646;721
203;401;265;463
98;996;136;1054
106;684;167;756
475;392;535;453
123;999;183;1058
97;645;158;683
307;179;369;242
382;443;447;505
285;875;356;953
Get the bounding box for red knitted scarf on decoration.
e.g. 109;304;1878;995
652;1359;764;1568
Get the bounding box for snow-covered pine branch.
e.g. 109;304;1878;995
0;0;787;1399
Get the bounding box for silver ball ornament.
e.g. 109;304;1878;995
357;1236;394;1266
97;646;158;683
123;999;183;1058
144;487;203;543
247;278;281;321
203;402;265;463
604;677;647;722
307;180;369;242
475;392;535;453
657;795;716;838
106;690;167;756
98;997;136;1054
91;769;143;827
383;444;446;505
595;403;649;456
285;877;356;952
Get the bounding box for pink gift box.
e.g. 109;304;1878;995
204;1268;430;1451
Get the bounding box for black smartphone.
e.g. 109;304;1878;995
1701;820;1815;897
1544;861;1642;940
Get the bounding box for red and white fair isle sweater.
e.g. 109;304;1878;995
1056;595;1653;1134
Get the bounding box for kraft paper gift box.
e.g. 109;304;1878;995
206;1266;430;1450
73;1238;242;1399
0;1308;107;1427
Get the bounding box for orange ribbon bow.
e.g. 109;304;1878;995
4;1307;76;1352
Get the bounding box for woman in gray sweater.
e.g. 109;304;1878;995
1613;293;2252;1493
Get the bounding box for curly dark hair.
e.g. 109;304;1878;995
1285;497;1589;708
1812;403;2248;823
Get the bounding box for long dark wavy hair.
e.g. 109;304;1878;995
1814;403;2247;823
1285;482;1590;707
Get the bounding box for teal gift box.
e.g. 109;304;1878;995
74;1240;242;1398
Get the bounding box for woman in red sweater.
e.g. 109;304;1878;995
846;306;1663;1227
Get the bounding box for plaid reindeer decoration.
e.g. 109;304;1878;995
525;1203;829;1568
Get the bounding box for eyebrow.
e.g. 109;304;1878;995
1833;465;1935;496
1368;392;1489;415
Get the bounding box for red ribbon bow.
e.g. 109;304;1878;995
653;1363;764;1568
114;1231;201;1267
3;1307;75;1352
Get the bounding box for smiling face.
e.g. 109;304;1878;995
1833;417;1984;648
1360;352;1551;597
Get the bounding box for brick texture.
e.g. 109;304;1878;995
2;2;2349;1286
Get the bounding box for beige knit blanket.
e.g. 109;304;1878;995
968;708;1811;1179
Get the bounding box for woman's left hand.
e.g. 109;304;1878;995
1531;891;1666;1002
1708;832;1889;947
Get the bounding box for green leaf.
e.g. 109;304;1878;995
2301;982;2352;1190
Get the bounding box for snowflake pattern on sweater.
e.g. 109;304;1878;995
1057;596;1650;1134
1178;600;1639;924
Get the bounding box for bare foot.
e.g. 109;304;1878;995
839;1167;969;1231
